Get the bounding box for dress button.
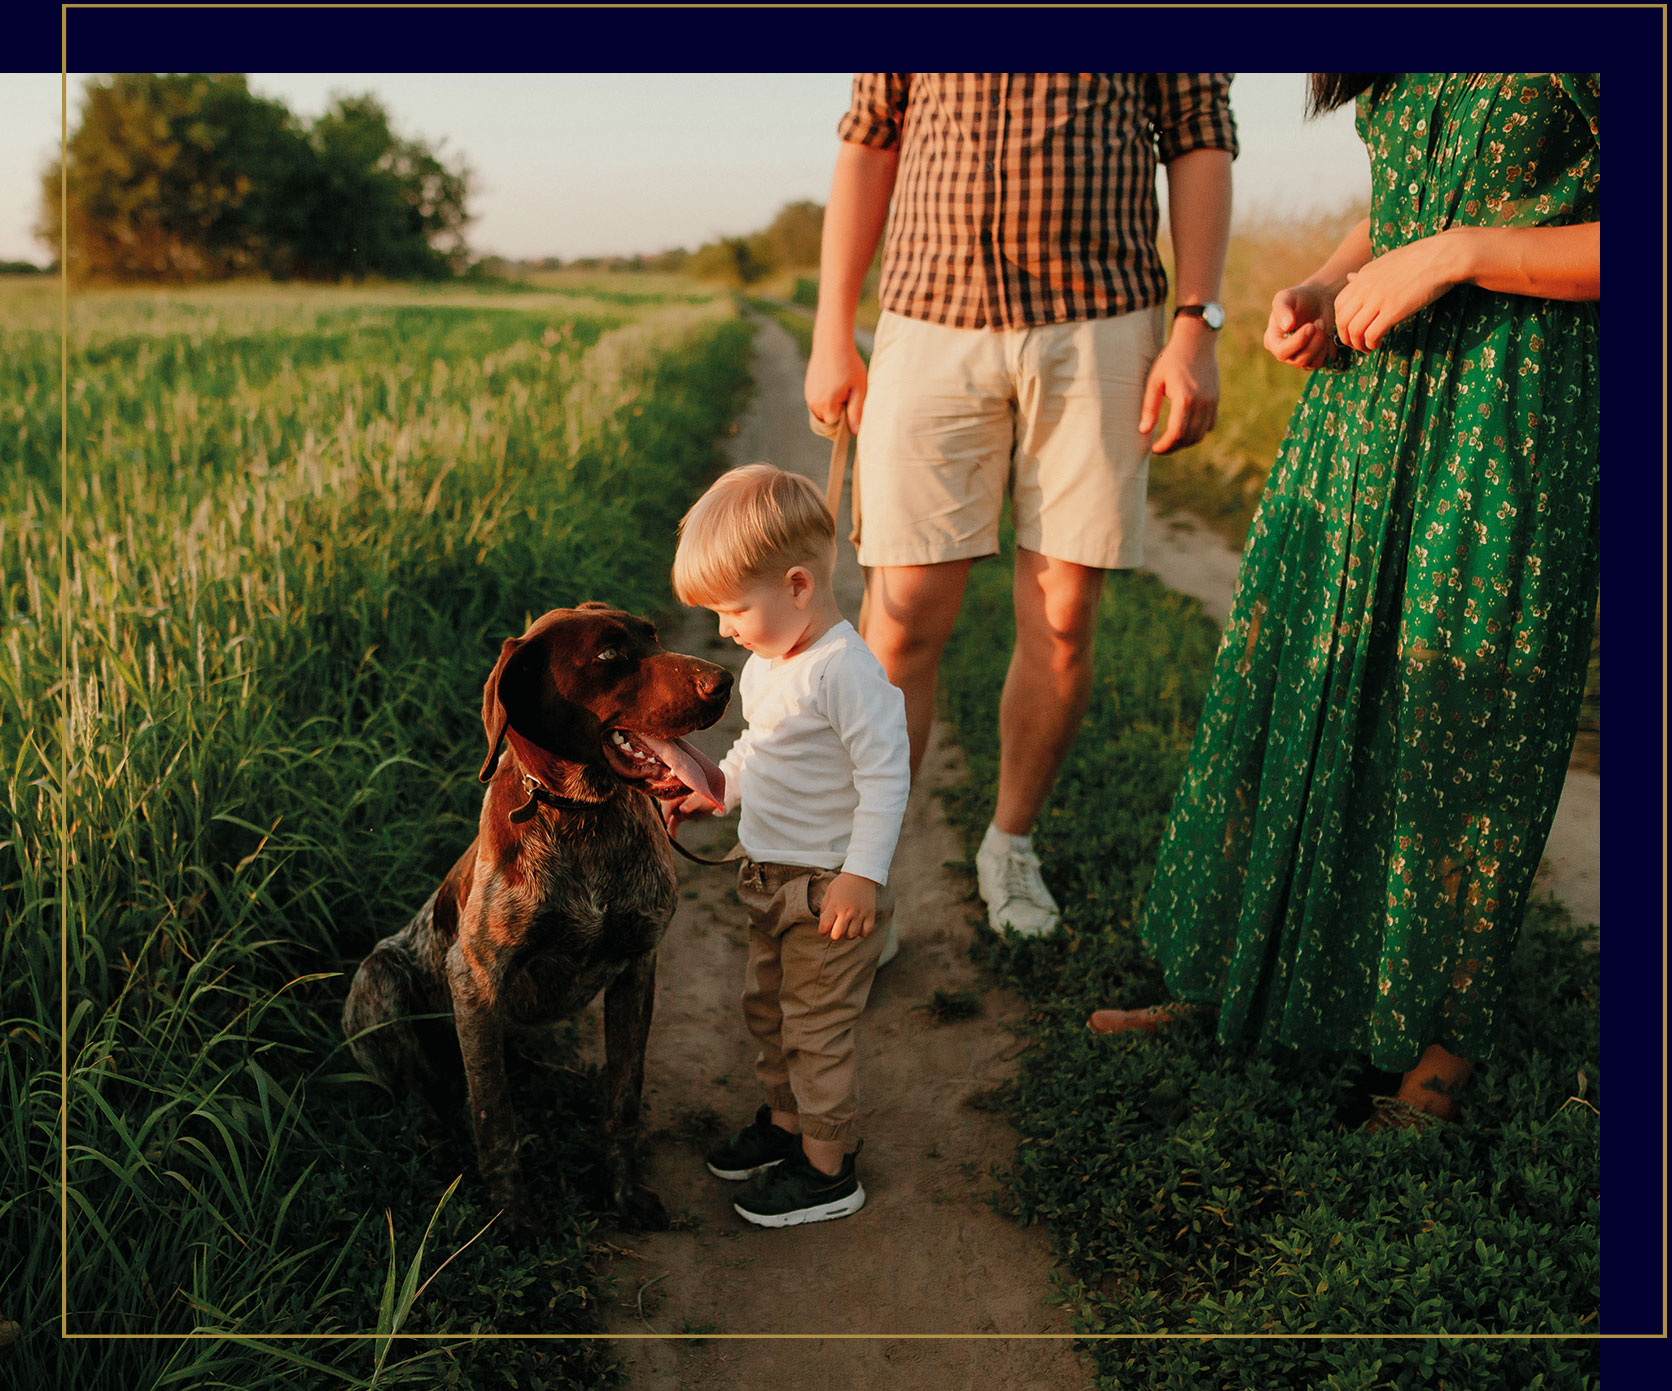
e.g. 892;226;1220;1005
1408;182;1420;195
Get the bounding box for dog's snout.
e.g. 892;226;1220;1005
696;662;733;703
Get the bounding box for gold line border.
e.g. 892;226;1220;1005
51;7;1662;1348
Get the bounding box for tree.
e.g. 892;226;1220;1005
687;200;824;287
39;74;473;283
749;199;823;272
40;74;307;281
288;93;471;281
686;235;765;286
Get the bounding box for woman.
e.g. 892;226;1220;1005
1090;74;1600;1129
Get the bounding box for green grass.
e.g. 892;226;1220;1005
742;294;814;361
2;280;752;1387
934;528;1600;1388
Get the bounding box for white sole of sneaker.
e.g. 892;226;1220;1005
875;915;900;967
706;1157;788;1182
733;1181;867;1228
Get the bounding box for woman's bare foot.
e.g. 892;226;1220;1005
1363;1042;1473;1130
1087;1002;1207;1035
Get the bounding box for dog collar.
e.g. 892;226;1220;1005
509;772;611;824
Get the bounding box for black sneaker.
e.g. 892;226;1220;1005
704;1104;799;1181
732;1148;865;1227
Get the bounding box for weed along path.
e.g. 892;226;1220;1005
588;314;1089;1386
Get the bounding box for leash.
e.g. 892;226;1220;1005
665;826;736;867
810;410;852;524
807;408;872;633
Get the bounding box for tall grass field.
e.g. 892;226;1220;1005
2;274;751;1388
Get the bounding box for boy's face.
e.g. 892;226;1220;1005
707;568;815;661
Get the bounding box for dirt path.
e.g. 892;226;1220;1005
586;316;1089;1385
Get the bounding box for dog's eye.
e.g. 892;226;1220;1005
595;648;622;662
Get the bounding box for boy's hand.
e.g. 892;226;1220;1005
662;790;716;836
818;872;877;940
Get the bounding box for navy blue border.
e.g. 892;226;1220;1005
18;0;1669;1349
15;3;1659;73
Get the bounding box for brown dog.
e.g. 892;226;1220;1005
342;603;731;1234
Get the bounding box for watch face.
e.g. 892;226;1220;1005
1202;302;1226;330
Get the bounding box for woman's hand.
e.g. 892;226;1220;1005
1263;283;1338;370
1332;231;1469;352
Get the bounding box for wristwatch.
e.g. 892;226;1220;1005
1174;302;1226;330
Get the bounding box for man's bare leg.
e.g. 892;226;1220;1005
994;548;1106;835
860;559;974;779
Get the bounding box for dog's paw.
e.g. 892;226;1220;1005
617;1183;670;1232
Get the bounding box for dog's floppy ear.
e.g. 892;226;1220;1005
479;635;526;783
479;617;597;787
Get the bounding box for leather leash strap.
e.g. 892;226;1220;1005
809;410;852;523
665;824;736;867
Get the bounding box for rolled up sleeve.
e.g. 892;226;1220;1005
837;72;911;150
1146;72;1239;163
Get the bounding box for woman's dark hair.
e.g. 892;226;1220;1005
1307;74;1397;118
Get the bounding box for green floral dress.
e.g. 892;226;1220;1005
1137;75;1600;1073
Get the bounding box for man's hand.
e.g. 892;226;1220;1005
1140;320;1220;455
1264;284;1338;370
805;336;869;434
817;872;878;940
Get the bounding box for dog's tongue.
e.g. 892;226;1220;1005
635;732;725;810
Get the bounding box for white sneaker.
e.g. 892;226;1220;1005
975;831;1060;937
875;912;900;967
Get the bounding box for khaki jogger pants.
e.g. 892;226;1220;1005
735;857;893;1145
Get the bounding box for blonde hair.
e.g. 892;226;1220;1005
673;463;836;606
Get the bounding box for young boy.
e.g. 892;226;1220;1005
669;463;909;1226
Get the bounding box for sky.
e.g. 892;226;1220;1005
0;73;1368;266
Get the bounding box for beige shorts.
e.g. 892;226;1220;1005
855;306;1166;570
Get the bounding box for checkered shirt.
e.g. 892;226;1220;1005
839;73;1239;330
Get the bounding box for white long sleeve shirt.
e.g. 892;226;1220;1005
717;620;910;885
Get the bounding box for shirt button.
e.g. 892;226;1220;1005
985;160;994;172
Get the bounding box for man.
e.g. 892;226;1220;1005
806;73;1236;937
